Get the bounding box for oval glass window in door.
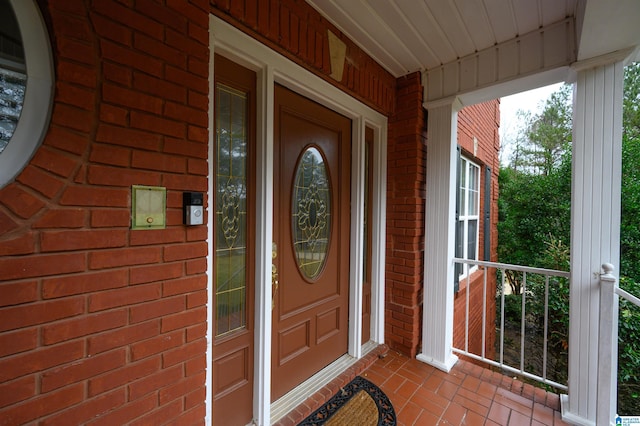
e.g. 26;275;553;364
292;146;331;280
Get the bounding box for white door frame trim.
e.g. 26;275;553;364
207;15;388;426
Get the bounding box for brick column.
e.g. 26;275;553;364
385;73;427;357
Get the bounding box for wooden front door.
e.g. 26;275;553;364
271;85;351;401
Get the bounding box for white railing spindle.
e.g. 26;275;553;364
542;275;549;383
499;268;506;366
481;269;487;359
520;271;527;374
597;263;618;426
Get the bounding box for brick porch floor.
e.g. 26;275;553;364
275;346;570;425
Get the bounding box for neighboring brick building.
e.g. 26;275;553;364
0;1;498;424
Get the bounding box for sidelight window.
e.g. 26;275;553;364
215;84;248;336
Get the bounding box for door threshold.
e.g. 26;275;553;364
270;341;380;424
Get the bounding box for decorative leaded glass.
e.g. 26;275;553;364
0;0;26;153
292;147;331;280
215;84;248;337
0;67;25;153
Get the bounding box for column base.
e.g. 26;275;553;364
560;394;597;426
416;352;458;373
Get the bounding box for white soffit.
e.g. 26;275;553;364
576;0;640;63
306;0;579;77
424;18;576;103
308;0;639;102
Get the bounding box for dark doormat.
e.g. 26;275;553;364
297;376;396;425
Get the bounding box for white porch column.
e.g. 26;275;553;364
563;54;626;425
417;98;461;372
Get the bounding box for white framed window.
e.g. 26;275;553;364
455;154;480;285
0;0;54;188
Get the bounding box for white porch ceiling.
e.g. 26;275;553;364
307;0;640;97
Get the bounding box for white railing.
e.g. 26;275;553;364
597;263;640;425
452;258;570;392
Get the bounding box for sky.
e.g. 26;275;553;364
499;83;564;164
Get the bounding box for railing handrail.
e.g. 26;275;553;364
453;257;570;278
615;287;640;308
452;257;570;392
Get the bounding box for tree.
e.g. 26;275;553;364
623;62;640;143
621;62;640;281
506;84;572;175
618;61;640;413
497;85;573;386
499;84;572;292
498;63;640;414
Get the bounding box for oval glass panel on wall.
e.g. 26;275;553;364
0;0;26;153
0;0;54;188
292;146;331;280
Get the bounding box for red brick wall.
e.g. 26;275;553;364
209;0;396;116
453;101;500;358
385;73;426;357
0;2;210;424
0;1;396;423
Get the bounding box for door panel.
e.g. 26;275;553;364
213;346;249;395
272;84;351;401
212;54;255;426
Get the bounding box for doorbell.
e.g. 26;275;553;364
183;192;204;225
